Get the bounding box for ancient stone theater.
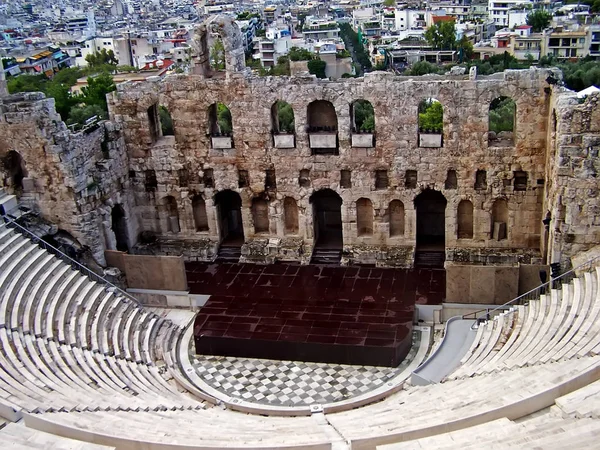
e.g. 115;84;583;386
0;15;600;450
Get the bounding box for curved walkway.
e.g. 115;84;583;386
412;317;477;385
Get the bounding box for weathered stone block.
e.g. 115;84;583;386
419;133;442;148
211;136;233;149
273;134;295;148
309;132;337;149
351;133;374;148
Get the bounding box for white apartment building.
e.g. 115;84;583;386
488;0;530;27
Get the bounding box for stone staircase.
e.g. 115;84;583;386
414;251;445;268
216;245;241;262
0;188;18;217
310;248;342;265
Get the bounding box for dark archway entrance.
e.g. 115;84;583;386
215;190;244;246
414;189;447;267
310;189;343;252
1;150;27;192
111;204;129;252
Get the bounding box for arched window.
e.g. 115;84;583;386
147;104;160;142
252;198;269;233
388;200;405;237
283;197;299;235
192;195;209;232
445;170;457;189
356;198;373;236
159;106;174;136
164;196;180;233
208;102;232;136
491;198;508;240
307;100;338;154
271;101;295;134
351;100;375;133
488;96;516;147
457;200;474;239
210;36;226;71
1;150;27;191
418;98;443;148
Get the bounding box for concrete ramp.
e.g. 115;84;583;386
412;317;477;385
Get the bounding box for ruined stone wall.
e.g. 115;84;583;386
109;68;555;266
544;90;600;270
0;92;134;265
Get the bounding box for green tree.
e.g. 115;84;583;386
7;74;47;93
383;0;395;6
45;82;77;120
408;61;441;76
288;47;314;61
489;97;515;133
276;101;295;133
353;100;375;132
159;106;174;135
424;20;456;50
217;103;232;134
85;49;118;67
67;104;106;126
418;99;443;132
456;35;474;62
526;9;552;32
210;38;226;70
81;73;116;112
307;59;327;78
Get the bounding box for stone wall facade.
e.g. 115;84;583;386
106;67;555;266
1;63;599;271
0;92;135;265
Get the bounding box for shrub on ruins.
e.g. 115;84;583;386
67;104;106;126
407;61;443;76
489;97;515;133
307;59;327;79
418;99;443;132
289;47;315;62
80;73;116;112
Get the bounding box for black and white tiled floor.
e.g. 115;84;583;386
191;331;421;407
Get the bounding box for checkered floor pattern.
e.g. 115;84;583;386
191;331;421;407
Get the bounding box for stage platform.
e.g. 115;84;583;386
187;263;444;367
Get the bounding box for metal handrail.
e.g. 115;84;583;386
462;255;600;321
1;218;142;307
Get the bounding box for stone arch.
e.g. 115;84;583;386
457;200;474;239
147;103;160;142
307;100;338;132
162;195;180;233
1;150;27;191
356;198;374;237
445;169;457;189
214;190;244;244
488;96;516;147
414;189;447;250
283;197;299;235
252;197;269;234
418;98;443;148
491;198;509;240
351;99;375;133
310;189;343;249
159;105;174;136
191;15;246;78
388;200;405;237
192;195;209;232
207;102;232;136
271;100;295;134
111;204;129;252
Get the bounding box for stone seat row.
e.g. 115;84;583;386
377;405;600;449
19;355;600;449
0;225;204;418
0;226;168;365
448;267;600;379
0;421;113;449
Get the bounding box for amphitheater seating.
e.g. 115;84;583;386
447;267;600;379
0;421;113;449
0;224;202;418
3;220;600;449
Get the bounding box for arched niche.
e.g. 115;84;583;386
252;197;270;234
457;200;474;239
307;100;338;155
351;99;375;148
388;200;405;237
271;100;296;148
283;197;299;235
491;198;509;241
418;98;443;148
192;195;209;232
208;102;233;149
356;198;374;237
488;96;516;147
